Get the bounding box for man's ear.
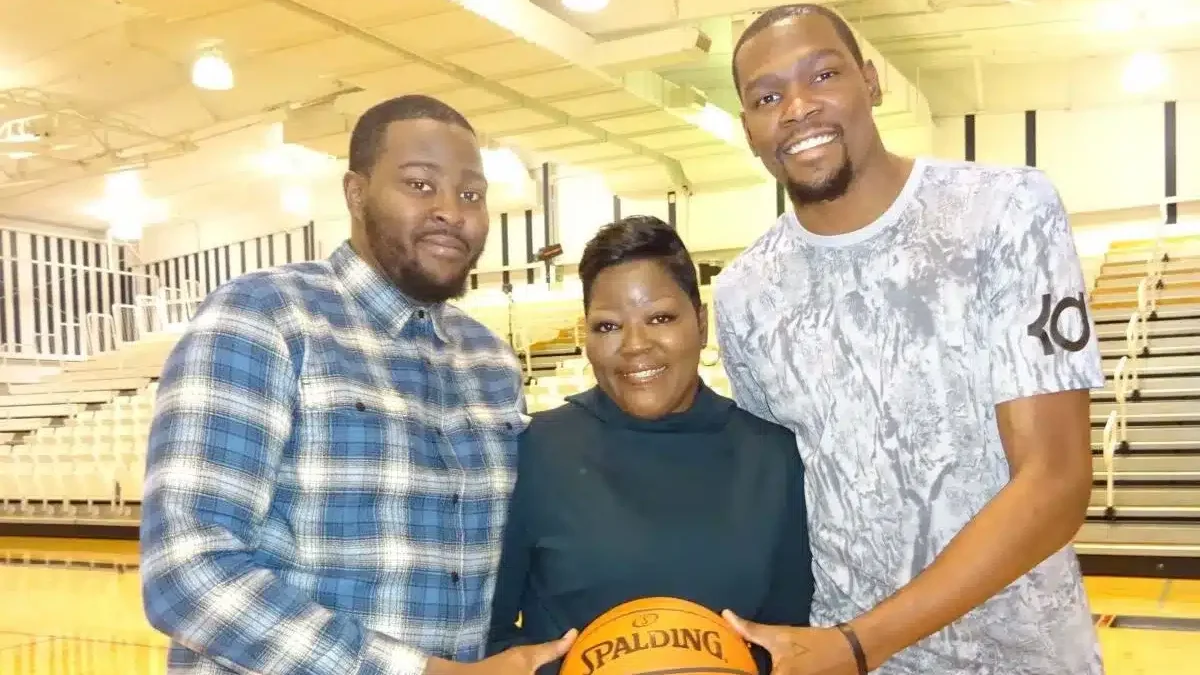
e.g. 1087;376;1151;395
698;303;709;348
862;60;883;107
343;170;366;221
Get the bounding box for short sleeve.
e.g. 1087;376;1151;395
983;169;1106;405
713;282;779;425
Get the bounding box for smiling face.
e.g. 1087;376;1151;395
344;117;488;303
584;258;705;420
734;13;883;206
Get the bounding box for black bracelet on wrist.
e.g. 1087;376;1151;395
835;622;869;674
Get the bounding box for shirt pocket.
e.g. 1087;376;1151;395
454;405;526;470
295;376;410;464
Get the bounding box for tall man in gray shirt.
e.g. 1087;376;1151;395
714;5;1105;674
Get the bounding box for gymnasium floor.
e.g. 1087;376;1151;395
0;537;1196;675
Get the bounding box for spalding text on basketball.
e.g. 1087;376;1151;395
578;627;726;675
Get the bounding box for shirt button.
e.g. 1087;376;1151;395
417;309;426;319
450;571;460;583
451;493;460;505
355;401;365;412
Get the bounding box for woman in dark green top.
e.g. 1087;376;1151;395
487;215;813;675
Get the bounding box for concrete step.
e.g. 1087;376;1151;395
1093;375;1200;400
1103;353;1200;376
1090;485;1200;507
1092;454;1200;473
1094;272;1200;293
1076;520;1200;546
1092;288;1200;308
1105;247;1200;265
1092;424;1200;452
1090;399;1200;424
1072;541;1200;557
1093;471;1200;483
1097;316;1200;340
1086;505;1200;519
1097;260;1200;283
1093;305;1200;324
1099;333;1200;358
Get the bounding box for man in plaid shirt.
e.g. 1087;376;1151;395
140;95;576;675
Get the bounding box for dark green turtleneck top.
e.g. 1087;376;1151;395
486;382;813;675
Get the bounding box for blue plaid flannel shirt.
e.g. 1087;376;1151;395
141;241;529;675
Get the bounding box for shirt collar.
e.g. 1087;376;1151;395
330;240;450;342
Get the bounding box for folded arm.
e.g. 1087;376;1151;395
140;283;429;675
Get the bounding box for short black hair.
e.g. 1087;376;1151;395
578;215;700;312
347;94;475;174
731;4;865;99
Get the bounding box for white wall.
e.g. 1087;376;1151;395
111;96;1200;307
564;99;1196;260
931;101;1200;216
0;223;136;358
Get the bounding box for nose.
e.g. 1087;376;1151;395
619;322;651;356
781;86;821;125
431;191;466;228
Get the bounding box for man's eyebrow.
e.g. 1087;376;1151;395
398;160;442;173
743;48;844;94
398;160;487;185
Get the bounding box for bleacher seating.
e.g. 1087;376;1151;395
1079;235;1200;561
0;333;176;524
3;233;1199;574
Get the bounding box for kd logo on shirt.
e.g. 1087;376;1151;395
1027;292;1091;355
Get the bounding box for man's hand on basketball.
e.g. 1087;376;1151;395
722;611;860;675
456;629;578;675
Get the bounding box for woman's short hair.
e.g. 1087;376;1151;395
578;215;701;312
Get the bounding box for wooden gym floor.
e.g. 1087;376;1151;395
0;537;1197;674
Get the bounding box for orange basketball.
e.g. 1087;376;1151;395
559;597;758;675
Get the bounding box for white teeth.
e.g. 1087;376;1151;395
785;133;836;155
623;366;666;382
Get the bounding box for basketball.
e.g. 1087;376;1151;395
559;597;758;675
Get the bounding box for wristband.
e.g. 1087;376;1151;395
835;622;868;674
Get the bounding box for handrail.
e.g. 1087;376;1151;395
85;312;117;355
1101;410;1118;520
1123;315;1142;394
1111;355;1130;453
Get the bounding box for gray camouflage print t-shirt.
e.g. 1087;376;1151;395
713;157;1106;674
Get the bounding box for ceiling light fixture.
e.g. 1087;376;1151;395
86;170;169;241
192;49;234;91
482;147;529;186
1121;50;1168;94
281;185;313;218
562;0;610;12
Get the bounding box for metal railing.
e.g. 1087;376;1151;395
79;284;202;357
1097;223;1172;520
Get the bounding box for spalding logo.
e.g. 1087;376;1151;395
578;619;728;675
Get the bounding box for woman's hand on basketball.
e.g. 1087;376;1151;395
721;611;860;675
470;629;578;675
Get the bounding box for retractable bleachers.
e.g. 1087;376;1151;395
1078;234;1200;570
0;333;176;527
6;232;1198;578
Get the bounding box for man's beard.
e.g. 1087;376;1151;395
363;204;481;304
785;159;854;207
